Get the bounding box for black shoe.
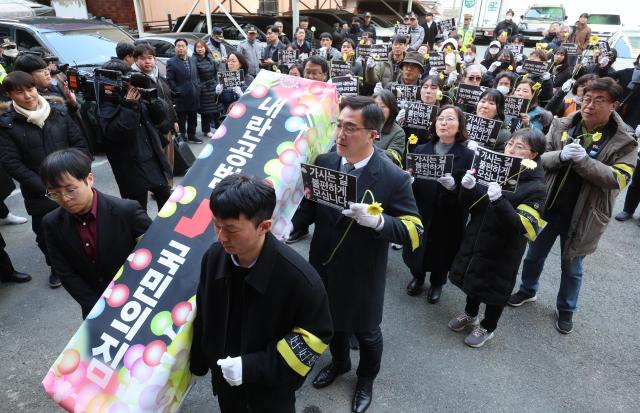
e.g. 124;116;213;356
312;362;350;389
352;379;373;413
187;136;203;144
406;278;424;296
0;271;32;283
285;228;309;244
349;334;359;350
426;284;443;304
555;310;573;334
49;272;62;289
507;291;537;307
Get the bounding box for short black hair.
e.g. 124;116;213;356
101;58;131;75
116;42;135;59
392;34;408;45
14;54;47;73
40;148;92;188
174;38;188;47
209;174;276;226
133;43;156;58
341;38;356;50
265;25;277;33
493;71;517;93
300;16;309;22
509;128;546;159
583;77;623;102
573;73;597;95
372;89;399;133
303;55;328;75
2;70;36;93
478;88;506;121
339;96;384;132
319;32;332;40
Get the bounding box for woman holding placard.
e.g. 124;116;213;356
448;128;547;347
396;75;442;148
194;40;221;138
335;39;363;77
403;105;474;303
511;79;552;133
475;89;512;152
551;47;572;91
215;52;254;116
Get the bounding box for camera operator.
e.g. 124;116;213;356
97;59;173;211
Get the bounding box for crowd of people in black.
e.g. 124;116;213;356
0;9;639;413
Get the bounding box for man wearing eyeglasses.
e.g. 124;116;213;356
509;77;638;335
291;96;422;412
40;149;151;318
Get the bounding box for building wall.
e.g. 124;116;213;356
86;0;136;24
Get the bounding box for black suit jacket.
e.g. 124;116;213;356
43;191;151;318
422;21;439;44
166;55;200;112
293;148;423;331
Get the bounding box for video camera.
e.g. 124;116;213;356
66;68;158;103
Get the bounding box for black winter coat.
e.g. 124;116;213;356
99;99;172;196
449;163;546;305
0;103;88;215
293;148;423;331
190;233;332;412
166;55;200;112
194;55;221;115
403;141;474;274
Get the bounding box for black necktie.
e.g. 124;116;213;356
342;162;355;173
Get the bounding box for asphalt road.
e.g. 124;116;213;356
1;83;639;413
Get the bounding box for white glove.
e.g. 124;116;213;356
217;357;242;386
437;173;456;191
561;78;576;93
429;68;438;76
341;202;383;229
233;86;243;96
447;71;459;85
299;53;308;60
635;124;640;139
487;182;502;202
215;84;224;94
515;54;523;63
466;140;479;151
373;82;384;95
488;61;502;73
366;57;376;68
461;170;476;189
541;72;551;81
599;56;609;67
395;108;406;124
560;142;587;162
515;66;525;74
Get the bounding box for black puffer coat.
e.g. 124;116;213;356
0;102;88;215
449;162;546;305
194;54;222;115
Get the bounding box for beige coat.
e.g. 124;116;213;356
541;111;637;260
572;22;592;55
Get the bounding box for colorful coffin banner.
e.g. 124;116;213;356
42;71;339;413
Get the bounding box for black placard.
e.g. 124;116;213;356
521;59;550;76
504;43;524;60
369;44;390;61
217;70;245;89
456;84;487;107
332;75;359;96
356;44;371;60
464;113;503;147
278;49;299;65
580;54;596;66
406;153;454;180
503;96;530;117
561;42;578;56
405;102;437;130
471;146;522;192
301;163;357;209
437;18;456;34
395;24;411;37
598;40;611;53
393;84;419;105
330;60;352;77
427;52;446;71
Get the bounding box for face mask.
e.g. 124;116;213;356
3;49;18;58
445;53;457;67
489;47;499;55
505;15;512;21
497;85;510;95
464;54;475;63
574;96;582;105
352;23;360;30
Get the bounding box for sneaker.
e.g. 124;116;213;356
391;243;403;250
615;211;633;221
555;310;573;334
0;212;28;225
285;228;309;244
464;326;495;348
48;272;62;289
448;312;479;332
188;136;203;144
507;291;538;307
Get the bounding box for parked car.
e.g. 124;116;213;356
587;14;623;42
172;13;270;46
608;28;640;70
0;0;55;17
518;5;567;45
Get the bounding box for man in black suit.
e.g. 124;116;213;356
41;149;151;318
422;13;439;50
292;96;423;413
166;38;201;143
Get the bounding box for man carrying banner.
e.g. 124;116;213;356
190;174;333;413
41;149;151;319
509;78;638;334
292;96;422;412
